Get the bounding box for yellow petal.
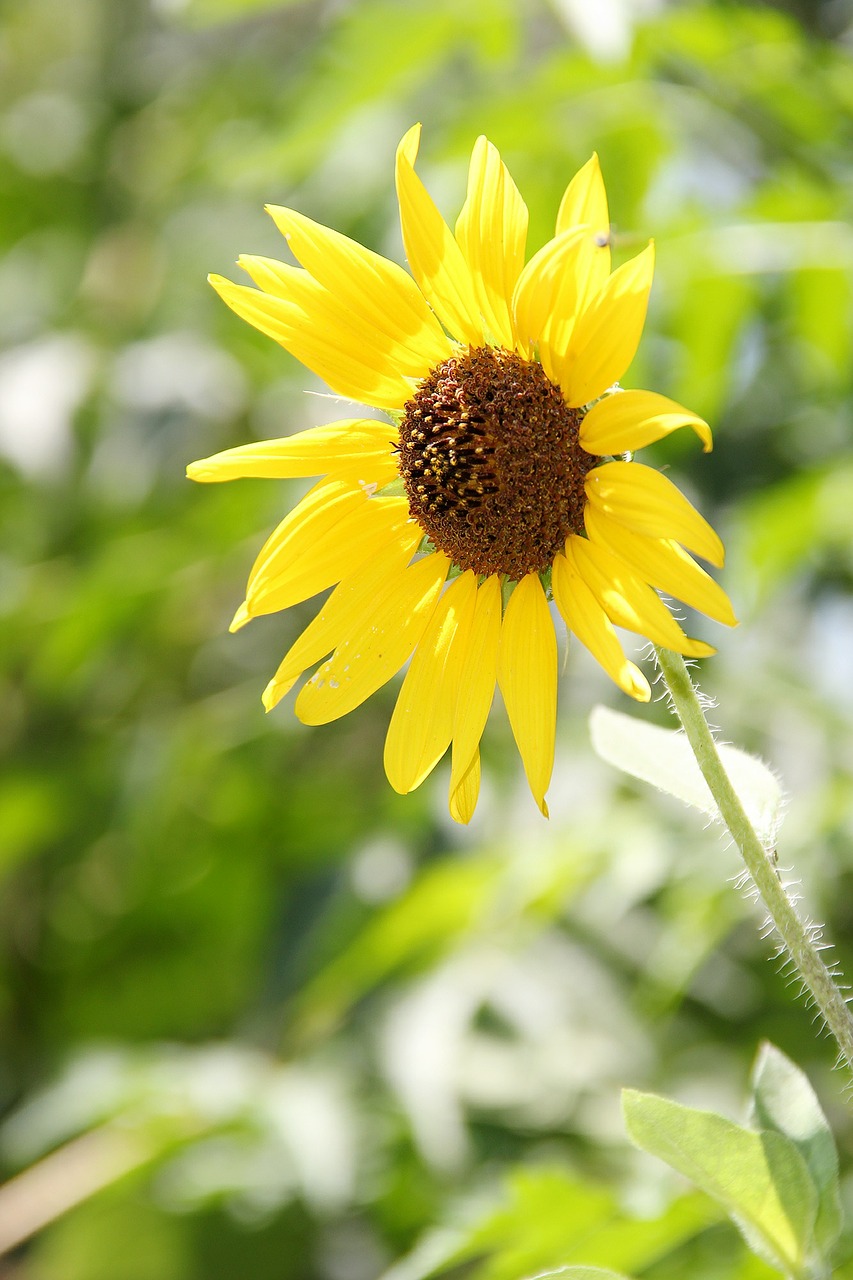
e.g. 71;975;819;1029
249;496;412;617
449;574;501;802
569;534;715;657
247;475;353;595
559;242;655;408
541;242;613;379
552;547;650;701
262;531;422;710
263;206;452;374
584;505;737;627
511;226;587;369
295;553;450;725
230;601;251;633
556;153;610;239
454;136;528;350
209;272;411;411
584;460;725;567
237;251;443;387
579;389;712;456
496;573;557;817
245;477;412;617
384;571;477;794
187;419;398;483
231;254;297;297
395;124;485;346
553;152;611;325
449;750;481;825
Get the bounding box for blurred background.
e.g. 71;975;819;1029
1;0;853;1276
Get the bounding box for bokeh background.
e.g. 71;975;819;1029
2;0;853;1276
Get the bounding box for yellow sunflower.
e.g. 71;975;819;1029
188;125;736;822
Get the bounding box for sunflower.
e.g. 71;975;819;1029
188;125;736;822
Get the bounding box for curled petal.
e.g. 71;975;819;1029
449;750;481;825
580;389;712;456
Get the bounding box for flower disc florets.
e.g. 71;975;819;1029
398;346;595;580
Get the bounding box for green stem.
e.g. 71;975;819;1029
656;647;853;1076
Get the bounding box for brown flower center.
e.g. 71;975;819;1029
398;346;595;581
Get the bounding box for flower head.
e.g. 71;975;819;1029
189;125;736;821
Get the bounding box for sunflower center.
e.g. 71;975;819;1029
398;346;595;580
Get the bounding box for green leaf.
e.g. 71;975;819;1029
589;706;784;843
750;1042;842;1252
623;1089;817;1277
384;1169;716;1280
460;1169;618;1280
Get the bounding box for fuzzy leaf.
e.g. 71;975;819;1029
589;705;784;842
623;1089;816;1276
750;1042;841;1252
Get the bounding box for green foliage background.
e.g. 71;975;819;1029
1;0;852;1276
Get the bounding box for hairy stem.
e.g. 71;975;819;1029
656;647;853;1075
